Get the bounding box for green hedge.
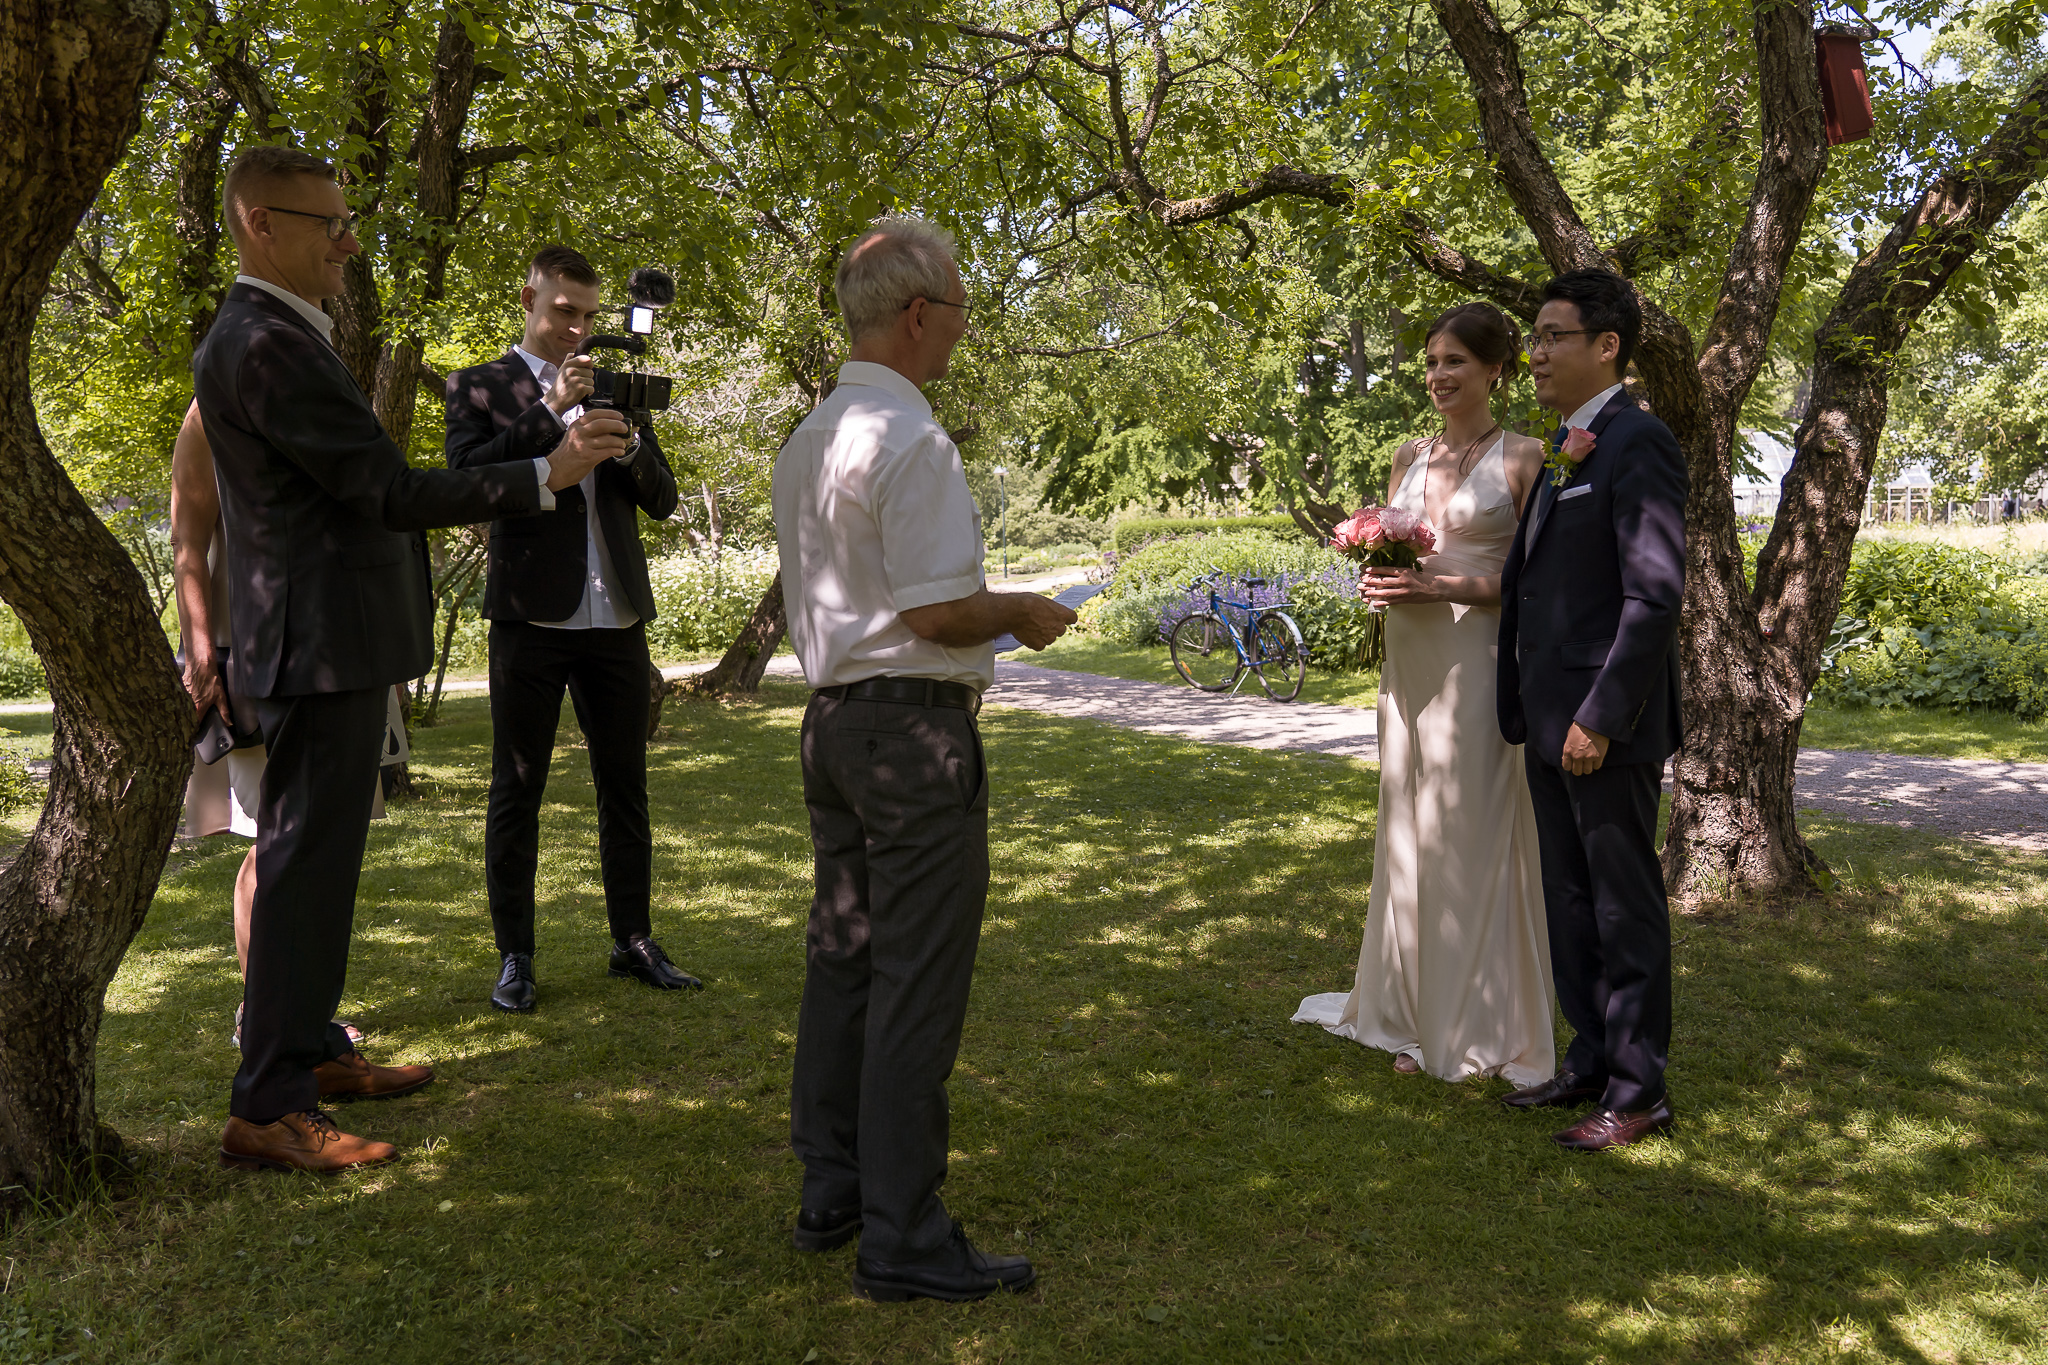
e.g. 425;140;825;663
1816;542;2048;718
1108;515;1305;553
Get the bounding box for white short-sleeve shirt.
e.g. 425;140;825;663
772;361;992;690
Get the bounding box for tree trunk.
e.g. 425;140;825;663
0;0;178;1204
684;572;787;697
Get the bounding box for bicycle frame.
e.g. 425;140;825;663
1189;574;1292;695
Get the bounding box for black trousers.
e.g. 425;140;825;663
485;621;653;956
791;690;989;1262
1523;754;1672;1113
232;686;388;1122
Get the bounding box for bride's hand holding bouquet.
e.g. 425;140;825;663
1329;505;1438;667
1330;505;1439;612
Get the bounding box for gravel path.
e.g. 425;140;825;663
979;660;2048;852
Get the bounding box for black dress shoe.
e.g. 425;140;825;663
1552;1097;1675;1151
1501;1068;1604;1110
608;934;703;991
491;952;536;1013
852;1222;1035;1303
792;1205;862;1253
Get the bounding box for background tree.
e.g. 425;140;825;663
0;0;179;1201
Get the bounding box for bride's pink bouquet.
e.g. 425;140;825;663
1330;505;1437;569
1330;505;1438;668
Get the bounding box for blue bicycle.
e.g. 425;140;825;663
1168;573;1307;702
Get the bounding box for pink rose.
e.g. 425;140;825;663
1561;427;1597;461
1412;522;1437;553
1379;506;1419;542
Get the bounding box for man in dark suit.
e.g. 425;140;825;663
445;245;697;1013
1495;268;1688;1152
196;146;627;1173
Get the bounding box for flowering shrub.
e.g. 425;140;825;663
1080;530;1376;668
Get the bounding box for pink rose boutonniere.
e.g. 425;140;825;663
1544;426;1597;488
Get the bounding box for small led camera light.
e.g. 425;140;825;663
627;304;657;335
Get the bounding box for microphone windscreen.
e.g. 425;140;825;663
628;268;675;308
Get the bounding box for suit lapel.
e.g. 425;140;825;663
1524;388;1633;560
503;350;544;410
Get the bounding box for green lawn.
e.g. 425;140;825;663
1021;635;2048;763
2;684;2046;1362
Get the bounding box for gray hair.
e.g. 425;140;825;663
835;215;957;341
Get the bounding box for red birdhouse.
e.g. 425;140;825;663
1816;32;1874;145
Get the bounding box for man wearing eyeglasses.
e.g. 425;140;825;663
1495;268;1687;1152
193;144;620;1175
773;215;1074;1302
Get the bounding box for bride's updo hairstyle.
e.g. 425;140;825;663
1424;302;1522;393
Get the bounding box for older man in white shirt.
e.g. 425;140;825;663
774;216;1074;1302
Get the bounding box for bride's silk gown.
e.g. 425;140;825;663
1292;435;1555;1086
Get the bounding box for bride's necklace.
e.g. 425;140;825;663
1436;422;1501;479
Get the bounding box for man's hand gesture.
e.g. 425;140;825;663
544;353;595;414
1009;593;1077;650
547;411;631;490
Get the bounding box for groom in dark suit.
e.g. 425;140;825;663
1496;269;1687;1151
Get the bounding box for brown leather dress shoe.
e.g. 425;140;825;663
1501;1068;1604;1110
220;1111;398;1173
1552;1098;1675;1151
314;1050;434;1102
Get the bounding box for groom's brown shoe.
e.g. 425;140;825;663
1551;1098;1675;1152
1501;1068;1603;1110
220;1111;398;1173
314;1050;435;1102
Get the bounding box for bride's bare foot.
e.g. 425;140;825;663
1393;1053;1421;1074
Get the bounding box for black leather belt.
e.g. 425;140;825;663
818;677;981;714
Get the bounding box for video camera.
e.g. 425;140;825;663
573;266;675;428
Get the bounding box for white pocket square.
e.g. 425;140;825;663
1558;484;1593;501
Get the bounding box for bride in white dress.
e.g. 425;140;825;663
1293;303;1555;1086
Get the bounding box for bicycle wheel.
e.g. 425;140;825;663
1251;610;1307;702
1169;612;1242;692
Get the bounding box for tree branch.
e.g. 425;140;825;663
1394;212;1542;320
1424;0;1603;273
1693;3;1830;425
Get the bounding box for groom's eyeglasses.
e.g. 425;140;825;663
1528;328;1599;353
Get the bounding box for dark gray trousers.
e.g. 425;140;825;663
232;687;387;1122
1523;754;1672;1112
791;690;989;1261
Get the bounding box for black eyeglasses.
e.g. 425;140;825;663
1528;328;1599;353
903;296;974;319
260;206;362;241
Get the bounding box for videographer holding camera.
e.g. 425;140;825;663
445;245;700;1013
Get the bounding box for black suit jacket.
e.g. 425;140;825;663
193;284;546;698
443;352;678;623
1497;388;1688;768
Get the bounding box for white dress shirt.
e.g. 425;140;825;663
773;360;991;690
513;344;638;630
236;274;336;343
1564;382;1625;434
235;275;552;507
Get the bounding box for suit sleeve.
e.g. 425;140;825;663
620;424;680;521
1496;506;1530;746
444;366;564;469
241;326;543;530
1575;419;1687;743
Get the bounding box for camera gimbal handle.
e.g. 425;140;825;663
574;334;646;358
